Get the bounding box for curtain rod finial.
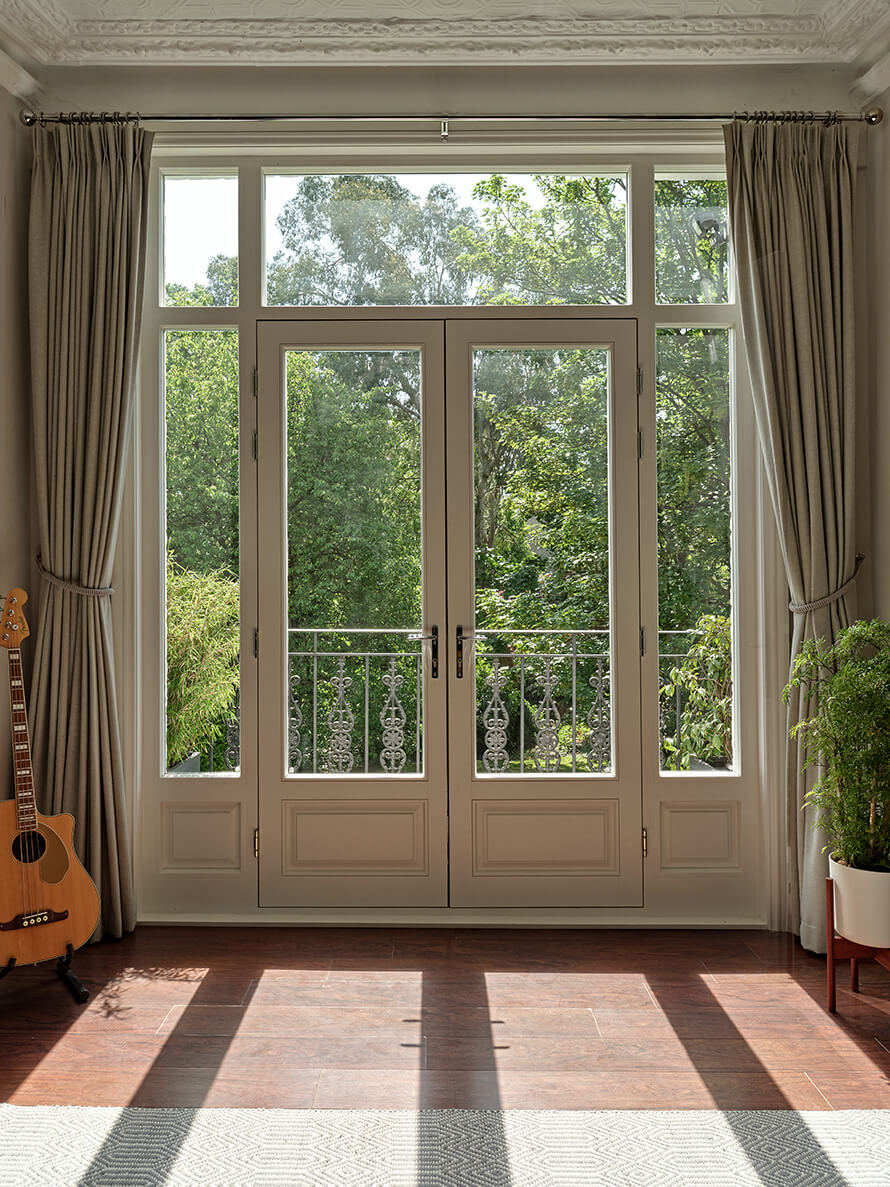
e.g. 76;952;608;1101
866;108;884;125
19;109;36;126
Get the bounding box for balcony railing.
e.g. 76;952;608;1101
187;624;732;776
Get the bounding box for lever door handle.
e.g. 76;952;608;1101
408;625;438;678
456;625;473;678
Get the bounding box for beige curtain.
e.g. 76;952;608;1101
28;120;153;939
724;119;860;952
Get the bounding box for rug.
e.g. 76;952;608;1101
1;1106;887;1186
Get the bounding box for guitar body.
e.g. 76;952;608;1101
0;798;100;967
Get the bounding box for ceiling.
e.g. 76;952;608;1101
1;0;889;81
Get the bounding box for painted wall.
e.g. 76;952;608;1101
0;87;31;800
35;62;860;121
868;87;890;619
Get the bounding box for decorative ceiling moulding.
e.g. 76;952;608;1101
855;49;890;102
824;0;890;64
0;13;871;68
0;45;40;99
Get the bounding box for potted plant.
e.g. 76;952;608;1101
784;619;890;948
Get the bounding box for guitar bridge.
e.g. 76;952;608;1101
0;908;69;932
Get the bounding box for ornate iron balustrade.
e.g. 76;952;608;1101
188;625;731;776
287;629;425;775
471;629;612;774
658;628;733;771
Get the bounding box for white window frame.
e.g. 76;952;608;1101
121;131;788;926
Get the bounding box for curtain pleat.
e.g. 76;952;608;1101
724;120;860;952
28;122;153;939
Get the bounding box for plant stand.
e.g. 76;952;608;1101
825;877;890;1012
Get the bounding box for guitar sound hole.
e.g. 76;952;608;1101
12;831;47;864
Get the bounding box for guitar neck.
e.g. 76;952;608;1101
7;648;36;833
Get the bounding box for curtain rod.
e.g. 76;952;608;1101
19;108;885;129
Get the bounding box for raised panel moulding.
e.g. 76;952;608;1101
0;13;853;67
659;799;741;871
282;798;428;876
472;798;619;877
161;801;242;872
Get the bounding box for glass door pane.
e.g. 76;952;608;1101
470;346;613;775
284;349;425;777
446;319;642;908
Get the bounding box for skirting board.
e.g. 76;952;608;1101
137;909;769;928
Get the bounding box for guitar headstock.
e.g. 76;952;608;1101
1;588;29;649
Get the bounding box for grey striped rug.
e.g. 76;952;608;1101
1;1106;887;1185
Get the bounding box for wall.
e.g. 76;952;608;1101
868;87;890;618
0;86;31;800
35;62;860;122
7;59;883;922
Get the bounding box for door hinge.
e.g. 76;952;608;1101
252;429;258;461
640;626;645;657
642;827;648;859
252;366;258;399
637;429;643;459
636;366;643;396
253;627;259;658
254;828;259;859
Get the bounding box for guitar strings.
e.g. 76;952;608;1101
9;646;37;919
8;647;29;919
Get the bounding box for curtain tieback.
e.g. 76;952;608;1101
36;553;114;598
789;554;864;614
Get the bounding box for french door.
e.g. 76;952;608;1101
256;316;641;908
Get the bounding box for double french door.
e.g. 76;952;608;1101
256;316;641;908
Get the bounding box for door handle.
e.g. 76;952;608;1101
408;625;438;678
455;625;474;679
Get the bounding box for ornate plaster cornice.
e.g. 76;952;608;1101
0;15;845;67
855;49;890;102
0;2;886;68
0;44;40;100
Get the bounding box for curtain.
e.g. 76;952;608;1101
724;119;860;953
28;120;153;939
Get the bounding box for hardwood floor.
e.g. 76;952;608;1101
1;927;889;1110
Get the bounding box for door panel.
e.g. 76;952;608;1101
445;320;642;907
257;320;447;906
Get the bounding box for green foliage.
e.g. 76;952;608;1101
656;328;731;630
164;328;239;574
165;558;240;769
661;614;733;770
285;349;422;629
267;175;480;306
654;179;729;304
453;175;627;304
784;620;890;872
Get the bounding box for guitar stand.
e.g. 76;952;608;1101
57;944;89;1003
0;944;89;1004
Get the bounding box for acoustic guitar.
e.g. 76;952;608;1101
0;588;100;967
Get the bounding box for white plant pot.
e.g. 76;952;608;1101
829;855;890;949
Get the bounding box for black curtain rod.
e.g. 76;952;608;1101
19;108;885;128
